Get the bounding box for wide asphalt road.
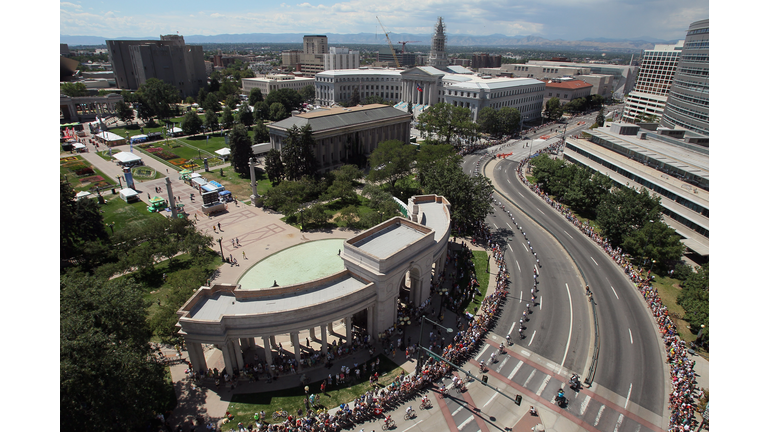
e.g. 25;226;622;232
487;156;665;416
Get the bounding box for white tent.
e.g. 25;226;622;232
191;177;208;187
75;191;92;200
72;143;85;149
190;173;202;178
119;188;140;203
113;152;142;164
215;148;231;159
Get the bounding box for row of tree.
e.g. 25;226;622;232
529;154;685;268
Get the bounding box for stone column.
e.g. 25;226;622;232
309;327;316;341
262;336;273;365
233;340;245;371
240;337;251;350
290;332;302;370
221;342;235;376
366;306;374;337
188;341;207;373
270;335;277;349
321;324;328;355
345;316;353;346
327;322;334;336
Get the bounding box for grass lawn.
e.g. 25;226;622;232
60;155;116;192
96;148;120;161
107;117;185;139
649;273;696;342
226;355;404;428
142;250;222;317
131;165;166;180
101;194;166;234
464;251;490;315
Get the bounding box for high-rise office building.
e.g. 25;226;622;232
660;19;709;136
107;35;206;98
620;41;683;123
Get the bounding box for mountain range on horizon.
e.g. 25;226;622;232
61;32;677;51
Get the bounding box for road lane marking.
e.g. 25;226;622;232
537;208;545;215
594;405;605;426
614;414;624;432
628;329;633;344
522;241;528;249
579;395;591;416
452;406;464;416
506;222;512;229
590;256;599;266
560;283;574;367
625;383;633;408
457;416;475;430
493;223;498;229
508;361;523;379
518;192;524;198
611;286;619;299
497;357;509;372
523;369;536;387
510;323;516;334
483;392;499;408
564;230;574;239
539;296;542;310
527;330;536;346
516;260;520;272
536;375;551;396
508;244;513;253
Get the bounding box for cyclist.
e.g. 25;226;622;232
406;405;414;418
421;394;429;407
479;359;485;371
506;334;511;346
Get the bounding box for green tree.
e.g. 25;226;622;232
264;148;285;185
300;85;315;104
361;184;401;217
596;186;662;247
265;88;303;113
595;106;606;127
497;107;521;136
61;82;89;97
180;111;202;135
203;92;221;113
229;123;254;175
209;77;220;93
254;101;270;121
282;125;319;181
237;102;254;128
225;94;239;110
269;102;288;121
60;181;108;263
197;88;208;104
204;109;219;132
114;100;135;123
136;78;180;121
419;160;494;226
623;219;686;269
248;87;264;105
477;107;500;136
61;273;170;432
323;164;363;203
415;102;476;147
349;87;361;106
252;119;270;144
677;264;709;344
221;107;235;129
364;94;387;105
415;143;459;184
366;139;417;191
184;96;195;104
544;97;563;122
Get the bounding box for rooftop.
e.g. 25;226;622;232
268;104;411;133
316;68;402;77
444;76;544;91
544;79;592;90
352;221;427;259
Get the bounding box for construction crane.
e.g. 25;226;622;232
397;41;421;54
376;16;401;68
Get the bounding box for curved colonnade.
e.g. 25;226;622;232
176;195;452;376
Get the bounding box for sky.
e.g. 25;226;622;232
61;0;708;41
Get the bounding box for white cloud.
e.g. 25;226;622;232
60;2;82;9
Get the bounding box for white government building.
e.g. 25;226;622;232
313;17;545;123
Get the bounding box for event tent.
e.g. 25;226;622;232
215;148;231;160
119;188;139;203
113;152;142;165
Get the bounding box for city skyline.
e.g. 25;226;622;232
61;0;708;42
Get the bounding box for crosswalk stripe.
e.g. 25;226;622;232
594;405;605;427
508;361;523;379
535;375;550;396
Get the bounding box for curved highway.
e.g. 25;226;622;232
460;108;666;417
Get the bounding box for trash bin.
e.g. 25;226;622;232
112;188;117;194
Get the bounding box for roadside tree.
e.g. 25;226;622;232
229;124;254;175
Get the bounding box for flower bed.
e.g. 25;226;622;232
180;163;199;169
79;175;105;183
169;158;189;166
75;167;95;176
146;147;180;160
60;156;79;162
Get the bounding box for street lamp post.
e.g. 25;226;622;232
217;237;224;261
416;315;453;375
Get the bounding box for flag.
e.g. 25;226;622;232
417;84;423;92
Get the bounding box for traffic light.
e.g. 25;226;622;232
515;394;522;406
482;375;488;383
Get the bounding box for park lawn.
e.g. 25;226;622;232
131;165;166;180
143;250;222;318
108;116;185;139
196;165;273;201
464;251;491;315
649;273;696;343
226;355;403;428
96;148;120;161
101;194;166;234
